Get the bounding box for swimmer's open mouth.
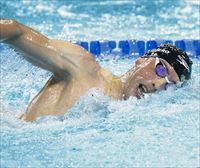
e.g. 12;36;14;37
136;84;148;99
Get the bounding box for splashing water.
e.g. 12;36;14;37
0;0;200;167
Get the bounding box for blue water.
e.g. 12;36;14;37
0;0;200;167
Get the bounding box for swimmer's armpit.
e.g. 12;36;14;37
0;19;22;42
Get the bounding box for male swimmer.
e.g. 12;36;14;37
0;19;193;121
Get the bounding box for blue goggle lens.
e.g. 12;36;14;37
155;64;167;78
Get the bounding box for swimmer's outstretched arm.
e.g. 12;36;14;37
0;19;96;77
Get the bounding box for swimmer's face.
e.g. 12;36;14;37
123;57;179;99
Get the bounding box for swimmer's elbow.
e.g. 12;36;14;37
0;19;22;42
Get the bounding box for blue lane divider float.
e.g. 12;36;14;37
76;41;89;51
75;39;200;58
0;40;199;58
89;40;117;56
175;40;185;51
174;40;200;58
118;40;145;57
146;40;173;51
193;40;200;56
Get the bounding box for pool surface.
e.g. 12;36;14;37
0;0;200;167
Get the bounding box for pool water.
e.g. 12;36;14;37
0;0;200;167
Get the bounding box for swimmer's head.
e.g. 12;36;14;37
143;44;193;81
121;44;193;99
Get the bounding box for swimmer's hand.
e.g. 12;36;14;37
0;19;22;42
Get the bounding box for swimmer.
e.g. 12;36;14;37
0;19;193;121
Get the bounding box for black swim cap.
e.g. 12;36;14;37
143;44;193;81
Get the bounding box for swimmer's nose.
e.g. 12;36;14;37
152;78;166;90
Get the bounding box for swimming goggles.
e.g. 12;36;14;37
154;57;174;88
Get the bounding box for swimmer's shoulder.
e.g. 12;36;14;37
48;39;103;79
48;39;95;61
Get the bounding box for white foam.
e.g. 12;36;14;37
57;5;76;17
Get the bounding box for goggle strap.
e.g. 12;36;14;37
155;57;160;68
165;76;173;84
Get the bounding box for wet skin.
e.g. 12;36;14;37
0;19;179;121
122;57;179;99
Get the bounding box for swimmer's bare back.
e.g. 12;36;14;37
0;19;123;121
